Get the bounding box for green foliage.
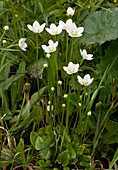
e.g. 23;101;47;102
103;120;118;144
80;8;118;45
0;0;118;169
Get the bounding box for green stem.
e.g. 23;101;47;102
66;87;70;131
0;30;5;43
70;39;74;61
66;32;68;64
36;33;40;97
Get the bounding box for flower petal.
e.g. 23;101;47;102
27;25;33;31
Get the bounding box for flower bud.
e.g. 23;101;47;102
46;53;51;58
3;25;9;30
48;101;51;105
58;80;62;85
43;63;48;68
62;104;66;107
3;40;7;44
51;87;55;91
63;94;68;98
87;111;91;116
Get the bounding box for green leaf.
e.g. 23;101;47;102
57;150;70;167
16;138;24;153
0;74;24;91
39;148;51;160
30;86;47;107
80;8;118;45
77;144;86;156
100;39;118;76
0;108;13;120
103;120;118;144
30;131;38;147
38;160;51;168
109;148;118;170
68;144;76;159
35;136;44;150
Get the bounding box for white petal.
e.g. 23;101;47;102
77;75;84;85
67;7;75;16
48;39;53;45
41;45;47;51
45;27;53;35
63;66;71;75
55;41;58;47
27;25;33;31
87;54;93;60
77;27;84;33
68;62;73;67
33;21;40;29
50;23;56;30
84;74;94;86
84;74;91;81
40;23;46;32
59;20;65;29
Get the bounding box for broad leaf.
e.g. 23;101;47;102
103;120;118;144
80;8;118;45
57;150;70;167
35;136;44;150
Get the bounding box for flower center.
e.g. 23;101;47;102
69;67;75;73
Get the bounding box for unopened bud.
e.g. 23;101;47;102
87;111;91;116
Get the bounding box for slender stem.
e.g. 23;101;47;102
66;32;68;64
66;86;70;131
36;33;40;97
70;39;74;61
0;30;5;43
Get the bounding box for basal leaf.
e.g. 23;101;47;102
38;159;51;168
39;148;51;160
57;150;70;167
35;136;44;150
80;8;118;45
30;131;38;147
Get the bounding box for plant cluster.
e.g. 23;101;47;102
0;0;118;170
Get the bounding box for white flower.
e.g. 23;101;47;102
18;38;27;51
27;21;45;33
3;25;9;30
63;62;79;75
66;23;84;37
66;7;75;16
45;23;63;35
41;40;58;53
77;74;94;86
59;19;73;30
80;49;93;60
